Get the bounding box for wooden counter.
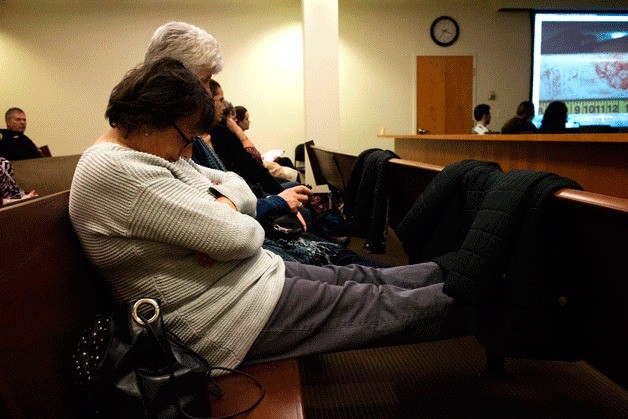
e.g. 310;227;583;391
382;133;628;199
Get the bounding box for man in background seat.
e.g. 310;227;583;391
472;104;492;135
0;107;43;160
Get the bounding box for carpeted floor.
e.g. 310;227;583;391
299;336;628;418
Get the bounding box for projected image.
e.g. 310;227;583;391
532;14;628;129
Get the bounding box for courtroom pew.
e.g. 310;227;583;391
304;140;355;193
0;191;304;418
307;143;628;388
11;154;81;196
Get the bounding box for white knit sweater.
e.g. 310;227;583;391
69;143;285;371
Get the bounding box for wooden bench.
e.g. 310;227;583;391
11;154;81;196
307;143;628;389
0;191;304;418
304;140;355;193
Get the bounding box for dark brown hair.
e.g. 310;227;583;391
473;104;490;122
540;101;568;133
235;105;247;123
106;58;215;135
515;101;535;118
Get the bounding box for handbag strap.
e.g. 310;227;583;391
140;313;265;419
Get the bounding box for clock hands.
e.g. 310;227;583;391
438;28;454;41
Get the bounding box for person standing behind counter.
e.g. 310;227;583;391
539;101;568;134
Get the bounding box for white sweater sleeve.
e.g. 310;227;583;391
128;175;265;262
186;161;257;217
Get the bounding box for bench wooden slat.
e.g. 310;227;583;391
11;154;81;196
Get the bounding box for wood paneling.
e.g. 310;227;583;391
384;133;628;199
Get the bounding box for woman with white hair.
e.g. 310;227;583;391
145;21;223;87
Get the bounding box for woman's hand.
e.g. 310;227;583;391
216;196;237;210
24;190;39;199
278;185;312;213
226;118;256;148
296;211;307;232
2;190;39;205
226;118;245;136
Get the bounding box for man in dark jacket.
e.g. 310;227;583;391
0;108;42;161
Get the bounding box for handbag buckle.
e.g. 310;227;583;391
132;298;160;325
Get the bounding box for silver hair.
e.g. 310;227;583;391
145;22;224;77
5;107;24;122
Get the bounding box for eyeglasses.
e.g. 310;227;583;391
172;123;198;147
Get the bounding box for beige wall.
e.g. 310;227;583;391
0;0;622;157
0;2;303;157
338;1;527;154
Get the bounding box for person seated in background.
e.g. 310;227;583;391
234;105;249;131
209;80;301;185
235;105;297;170
501;101;539;134
69;58;457;373
233;105;299;182
145;21;373;264
191;127;380;266
0;108;43;161
0;157;38;205
472;104;492;134
223;101;264;164
206;79;288;194
539;101;568;134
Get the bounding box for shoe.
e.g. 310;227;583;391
328;235;350;247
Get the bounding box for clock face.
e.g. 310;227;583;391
430;16;459;47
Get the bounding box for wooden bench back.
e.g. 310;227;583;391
305;141;355;192
0;191;114;418
11;154;81;197
545;190;628;386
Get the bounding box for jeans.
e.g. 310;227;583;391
244;261;455;364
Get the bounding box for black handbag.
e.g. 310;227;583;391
73;298;264;418
261;213;304;240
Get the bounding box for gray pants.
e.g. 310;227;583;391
244;261;455;364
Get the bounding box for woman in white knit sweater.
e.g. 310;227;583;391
69;57;456;375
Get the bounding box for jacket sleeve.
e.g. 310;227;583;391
191;163;258;217
256;195;291;220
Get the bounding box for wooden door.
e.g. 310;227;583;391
417;56;473;134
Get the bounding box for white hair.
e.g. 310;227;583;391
145;22;223;77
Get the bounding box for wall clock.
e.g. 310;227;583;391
430;16;459;47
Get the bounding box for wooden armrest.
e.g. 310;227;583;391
212;359;304;418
